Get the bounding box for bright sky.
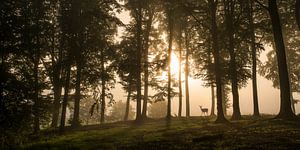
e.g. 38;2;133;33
112;9;300;116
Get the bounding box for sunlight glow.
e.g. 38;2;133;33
157;52;180;81
170;52;180;77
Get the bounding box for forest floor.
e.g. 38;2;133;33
21;115;300;150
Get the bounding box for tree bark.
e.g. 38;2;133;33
268;0;297;119
209;0;228;123
51;79;62;127
247;0;260;117
60;55;71;132
178;28;183;117
135;1;142;122
167;8;174;120
142;12;153;119
210;85;215;116
223;0;241;120
184;29;190;118
51;48;63;127
296;0;300;30
100;50;106;124
124;77;132;121
221;84;227;116
72;59;82;127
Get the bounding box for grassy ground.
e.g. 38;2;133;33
21;116;300;150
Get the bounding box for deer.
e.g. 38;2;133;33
199;105;208;116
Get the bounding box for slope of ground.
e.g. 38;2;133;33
21;116;300;150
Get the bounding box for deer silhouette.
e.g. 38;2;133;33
199;105;208;116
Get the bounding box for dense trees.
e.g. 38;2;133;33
1;0;300;147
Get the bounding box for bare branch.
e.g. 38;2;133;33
253;0;269;10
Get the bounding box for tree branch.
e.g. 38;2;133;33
253;0;269;10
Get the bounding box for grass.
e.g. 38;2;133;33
20;116;300;150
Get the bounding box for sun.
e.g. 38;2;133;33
157;52;180;81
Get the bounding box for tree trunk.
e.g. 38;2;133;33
60;55;71;132
167;9;174;120
51;81;62;127
210;85;215;116
178;28;183;117
51;49;63;127
50;18;63;127
291;93;295;114
184;29;190;118
72;59;82;127
223;0;241;120
247;0;260;117
221;84;227;116
296;0;300;30
209;0;228;123
142;12;153;119
135;1;142;122
268;0;297;119
208;39;215;117
124;77;132;121
100;50;106;124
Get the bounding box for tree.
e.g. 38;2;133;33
264;0;297;119
165;0;175;120
246;0;260;117
208;0;228;123
141;1;156;119
184;28;191;117
222;0;242;120
296;0;300;30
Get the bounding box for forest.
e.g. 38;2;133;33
1;0;300;149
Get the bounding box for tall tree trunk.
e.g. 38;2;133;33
51;48;63;127
268;0;297;119
247;0;260;117
167;9;174;120
142;12;153;119
221;84;227;116
50;11;63;127
287;60;296;114
60;55;71;132
100;50;106;124
209;0;228;123
208;38;215;117
72;59;82;127
296;0;300;30
291;93;295;114
178;28;183;117
184;29;190;118
135;1;142;122
33;1;43;132
223;0;241;120
70;0;81;127
124;76;132;121
210;85;215;116
51;80;62;127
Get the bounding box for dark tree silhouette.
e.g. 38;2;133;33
267;0;297;119
208;0;228;123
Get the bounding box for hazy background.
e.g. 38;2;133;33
112;9;300;117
